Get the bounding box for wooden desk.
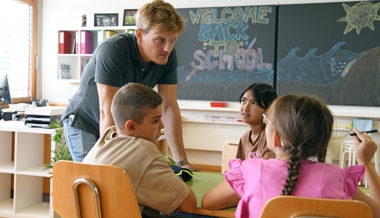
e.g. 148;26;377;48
184;171;236;218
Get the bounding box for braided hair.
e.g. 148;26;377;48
281;146;301;195
266;95;333;195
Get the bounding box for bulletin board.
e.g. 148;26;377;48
277;1;380;106
175;6;277;101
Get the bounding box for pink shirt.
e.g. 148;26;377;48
225;158;364;218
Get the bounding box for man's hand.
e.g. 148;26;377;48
182;163;199;172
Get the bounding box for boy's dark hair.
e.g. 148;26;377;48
239;83;277;109
266;94;333;195
111;83;163;130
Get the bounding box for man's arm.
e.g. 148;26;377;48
97;83;119;135
158;84;198;171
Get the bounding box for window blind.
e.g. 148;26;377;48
0;0;33;99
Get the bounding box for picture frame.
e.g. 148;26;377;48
94;13;118;27
123;9;137;26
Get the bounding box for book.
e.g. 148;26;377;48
72;37;76;54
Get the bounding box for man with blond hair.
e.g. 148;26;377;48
62;0;197;171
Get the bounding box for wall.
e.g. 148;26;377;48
41;0;380;168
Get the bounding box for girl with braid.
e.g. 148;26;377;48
202;94;380;218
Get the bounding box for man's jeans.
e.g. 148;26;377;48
63;117;98;162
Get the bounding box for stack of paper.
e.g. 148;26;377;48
24;106;66;128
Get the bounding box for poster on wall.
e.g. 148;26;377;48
277;1;380;106
175;6;277;101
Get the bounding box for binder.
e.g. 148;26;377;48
80;31;94;54
75;31;80;54
97;30;104;46
104;30;117;39
58;31;72;54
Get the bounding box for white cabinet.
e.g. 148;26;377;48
178;104;247;168
57;27;136;83
0;121;56;218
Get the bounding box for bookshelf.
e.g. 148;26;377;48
0;121;57;218
57;26;136;83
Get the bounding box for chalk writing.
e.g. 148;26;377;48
190;47;272;72
175;6;276;101
185;6;273;76
189;7;272;25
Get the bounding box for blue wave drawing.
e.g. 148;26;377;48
278;41;362;83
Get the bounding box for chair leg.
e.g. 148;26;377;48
340;151;347;168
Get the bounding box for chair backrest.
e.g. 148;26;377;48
221;141;239;173
260;196;373;218
52;160;141;218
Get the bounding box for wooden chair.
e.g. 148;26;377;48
260;196;373;218
52;160;141;218
221;141;239;173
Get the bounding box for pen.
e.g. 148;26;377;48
350;129;378;136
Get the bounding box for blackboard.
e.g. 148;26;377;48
277;1;380;106
176;6;277;101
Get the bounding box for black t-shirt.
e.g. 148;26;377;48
62;33;178;135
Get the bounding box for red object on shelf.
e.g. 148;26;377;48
210;102;226;107
58;31;72;54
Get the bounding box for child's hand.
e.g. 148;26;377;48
352;129;378;166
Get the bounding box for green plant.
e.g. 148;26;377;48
45;120;72;169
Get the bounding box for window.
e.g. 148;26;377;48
0;0;36;102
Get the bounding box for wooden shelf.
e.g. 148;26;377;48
0;122;56;218
0;161;14;173
15;202;50;218
57;27;136;82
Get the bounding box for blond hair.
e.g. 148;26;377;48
136;0;184;34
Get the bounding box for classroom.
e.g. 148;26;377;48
1;0;380;217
